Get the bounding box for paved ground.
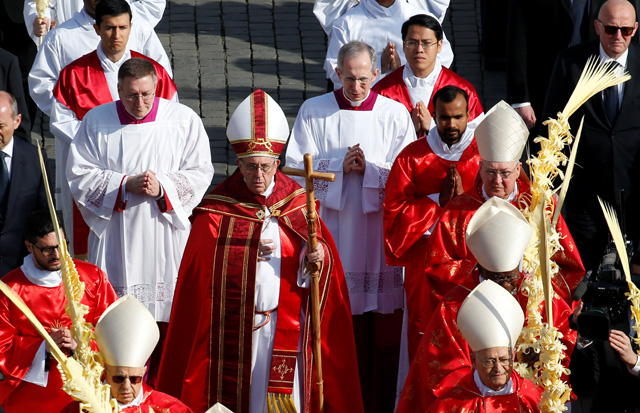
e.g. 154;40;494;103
32;0;507;187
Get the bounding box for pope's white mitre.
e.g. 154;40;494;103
95;295;160;368
466;197;532;273
457;280;524;352
475;100;529;162
227;89;289;158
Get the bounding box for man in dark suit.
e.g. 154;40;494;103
0;48;31;141
543;0;640;272
0;91;47;277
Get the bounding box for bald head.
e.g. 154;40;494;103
595;0;638;59
0;91;21;151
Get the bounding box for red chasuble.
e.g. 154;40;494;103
423;176;585;316
52;50;178;256
426;371;542;413
0;261;118;412
372;65;484;121
156;170;363;413
383;137;480;360
396;271;576;412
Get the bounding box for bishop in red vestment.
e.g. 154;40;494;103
383;85;481;360
372;15;484;136
156;90;363;413
424;102;584;316
0;211;118;412
50;0;177;258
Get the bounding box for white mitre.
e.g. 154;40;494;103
466;197;532;273
457;280;525;352
227;89;290;159
95;295;160;368
206;403;234;413
475;100;529;162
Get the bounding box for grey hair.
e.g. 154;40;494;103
337;41;377;74
118;57;158;85
0;91;19;119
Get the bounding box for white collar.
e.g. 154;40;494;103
473;370;514;396
403;62;441;87
342;88;370;107
1;137;14;159
20;254;62;288
599;43;629;68
427;126;474;161
117;386;144;408
482;182;518;203
97;42;131;71
263;176;276;199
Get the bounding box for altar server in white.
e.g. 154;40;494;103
66;58;213;322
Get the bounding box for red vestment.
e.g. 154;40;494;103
383;137;481;360
52;50;178;256
372;65;484;122
426;370;542;413
396;271;576;412
423;176;585;315
0;260;118;412
156;170;363;413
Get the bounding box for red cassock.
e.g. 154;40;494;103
426;371;542;413
0;260;118;412
396;271;576;412
372;65;484;122
383;137;481;360
423;176;585;316
156;170;364;413
52;49;178;256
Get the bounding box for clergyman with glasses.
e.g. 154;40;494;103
0;210;118;411
156;90;363;413
66;57;213;385
423;101;585;318
373;14;484;137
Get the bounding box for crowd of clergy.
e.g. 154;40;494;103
0;0;639;411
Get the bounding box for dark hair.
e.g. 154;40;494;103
24;210;63;244
118;57;157;84
401;14;443;42
432;85;469;111
95;0;132;27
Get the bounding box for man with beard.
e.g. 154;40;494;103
0;210;118;411
383;85;481;361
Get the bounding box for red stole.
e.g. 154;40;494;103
53;50;178;256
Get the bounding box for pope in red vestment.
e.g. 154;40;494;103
383;86;481;360
424;176;584;315
396;270;575;412
426;371;542;413
0;259;118;412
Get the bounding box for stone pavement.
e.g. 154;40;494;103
32;0;507;187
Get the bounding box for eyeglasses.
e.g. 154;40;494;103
124;91;155;102
598;21;635;36
111;375;143;384
482;168;517;180
342;76;372;86
404;40;439;50
241;160;277;174
481;357;512;369
30;242;64;257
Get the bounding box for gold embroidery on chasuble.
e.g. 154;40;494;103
273;359;295;380
237;221;256;405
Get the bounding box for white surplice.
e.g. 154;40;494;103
28;7;172;117
285;92;416;315
324;0;453;89
66;99;214;322
23;0;166;44
50;44;178;253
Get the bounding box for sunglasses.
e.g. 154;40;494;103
599;22;635;36
111;375;143;384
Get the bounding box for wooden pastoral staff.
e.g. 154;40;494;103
282;153;335;413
